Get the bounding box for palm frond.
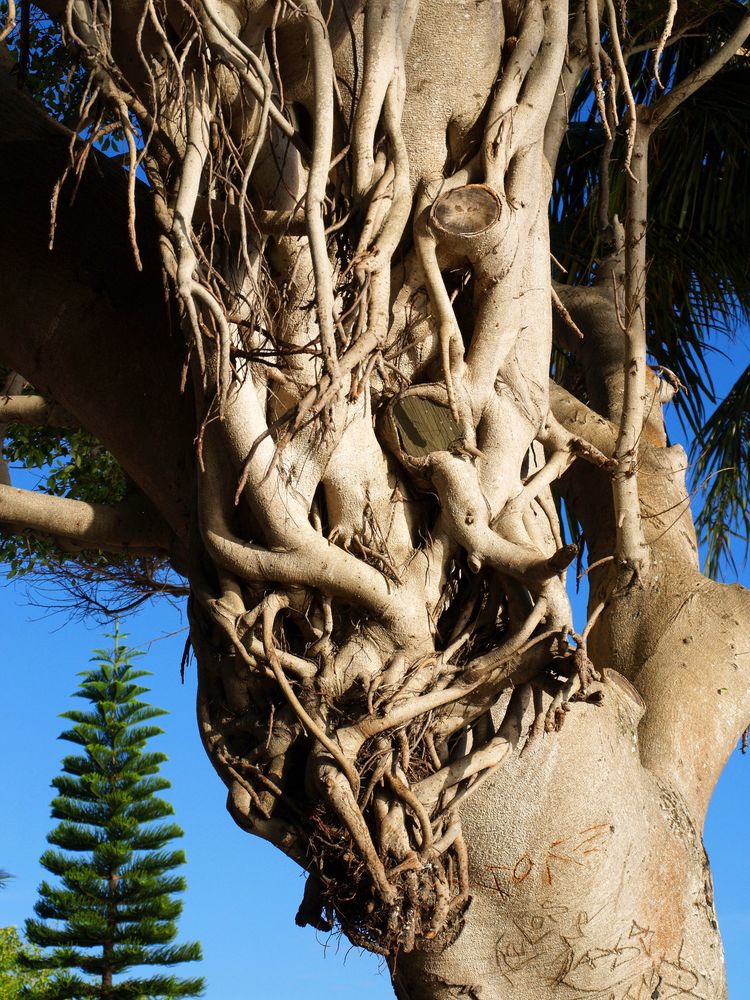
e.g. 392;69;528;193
691;364;750;577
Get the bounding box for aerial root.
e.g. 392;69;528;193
585;0;612;140
551;286;585;340
522;611;605;751
198;578;590;956
654;0;679;89
413;188;469;432
0;0;16;41
329;501;402;584
209;590;473;948
581;0;640;179
352;0;405;197
298;0;341;392
604;0;639;177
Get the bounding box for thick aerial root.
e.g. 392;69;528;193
585;0;611;141
193;572;599;955
352;0;407;197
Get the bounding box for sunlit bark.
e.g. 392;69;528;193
2;4;750;997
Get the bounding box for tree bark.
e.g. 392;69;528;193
1;4;749;998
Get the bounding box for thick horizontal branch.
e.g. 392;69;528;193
0;53;194;537
0;395;77;427
0;485;171;554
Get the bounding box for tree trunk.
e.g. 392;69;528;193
1;4;750;999
395;676;725;999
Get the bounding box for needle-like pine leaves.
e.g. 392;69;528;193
21;631;204;999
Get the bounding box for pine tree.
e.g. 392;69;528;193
22;630;204;999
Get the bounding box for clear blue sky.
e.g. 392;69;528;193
1;353;749;998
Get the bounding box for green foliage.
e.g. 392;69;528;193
0;1;86;127
0;928;54;1000
692;364;750;577
22;632;204;999
0;404;128;580
3;427;126;506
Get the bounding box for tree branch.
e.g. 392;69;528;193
646;12;750;130
0;54;194;536
0;485;171;554
0;395;77;427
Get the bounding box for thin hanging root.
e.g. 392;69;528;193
370;74;412;263
482;0;545;186
581;599;606;642
360;750;394;808
420;860;448;939
424;732;443;771
522;685;547;751
453;831;470;899
414;733;513;811
654;0;678;88
384;771;433;857
535;490;564;550
146;0;183;94
234;324;385;504
48;77;101;250
439;321;460;425
321;764;397;904
552;286;585;339
238;72;272;288
352;0;404;196
190;282;232;411
585;0;612;140
224;760;268;817
198;696;288;821
602;49;620;129
414;209;463;423
116;102;143;271
49;168;73;251
181;284;207;384
544;686;571;733
299;0;340;388
605;0;638;178
402;870;420;952
261;598;361;796
350;166;394;266
200;0;309;158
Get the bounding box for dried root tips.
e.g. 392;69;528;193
195;588;604;957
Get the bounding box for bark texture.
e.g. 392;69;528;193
1;3;749;998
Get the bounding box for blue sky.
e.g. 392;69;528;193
1;351;749;998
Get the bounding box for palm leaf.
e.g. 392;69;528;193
551;4;750;572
